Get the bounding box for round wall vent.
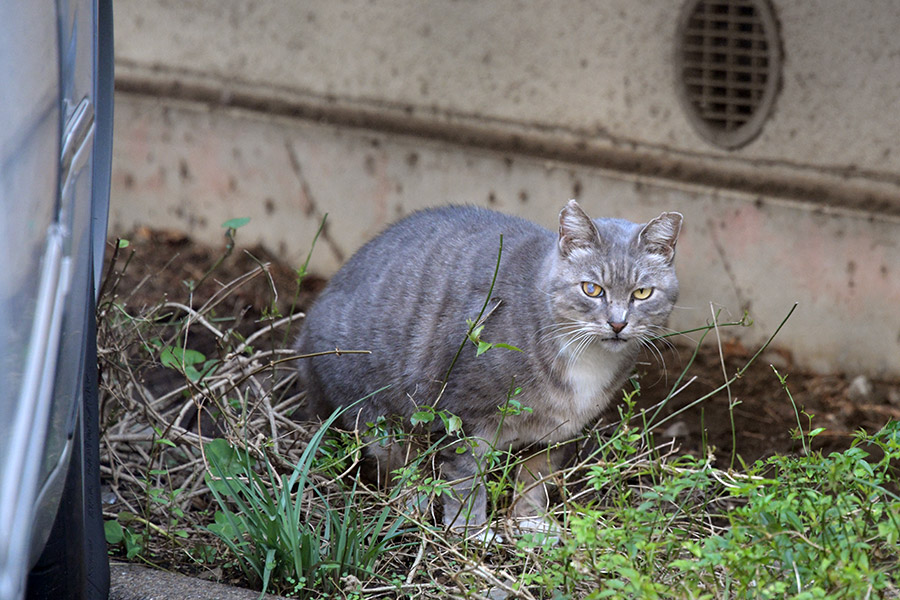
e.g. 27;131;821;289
674;0;782;149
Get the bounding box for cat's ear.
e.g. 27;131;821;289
638;212;683;264
558;200;601;257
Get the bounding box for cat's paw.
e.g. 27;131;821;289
471;526;504;545
511;516;561;545
449;524;504;545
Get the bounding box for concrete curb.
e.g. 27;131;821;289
110;562;290;600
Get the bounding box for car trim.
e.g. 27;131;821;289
0;230;71;597
60;97;94;197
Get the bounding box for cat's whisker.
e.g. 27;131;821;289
546;329;590;347
644;324;678;343
540;327;584;342
553;324;596;365
647;324;698;346
555;328;591;359
636;336;672;387
566;331;596;372
541;320;592;347
636;335;667;373
642;326;681;362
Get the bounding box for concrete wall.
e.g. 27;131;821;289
108;1;900;377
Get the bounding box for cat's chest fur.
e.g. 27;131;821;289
495;344;631;447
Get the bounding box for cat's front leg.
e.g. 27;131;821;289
512;449;553;518
511;447;566;542
436;445;495;539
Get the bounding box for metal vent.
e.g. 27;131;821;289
675;0;781;149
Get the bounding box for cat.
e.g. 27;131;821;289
294;199;682;536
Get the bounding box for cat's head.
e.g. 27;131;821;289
545;199;682;355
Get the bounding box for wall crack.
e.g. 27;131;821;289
284;139;346;265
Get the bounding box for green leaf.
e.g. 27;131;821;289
475;341;493;356
493;342;522;352
160;346;206;372
117;239;130;248
204;438;245;478
104;519;124;544
222;217;251;229
207;511;240;540
446;415;462;434
123;529;145;559
410;410;434;426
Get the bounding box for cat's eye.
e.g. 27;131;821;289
581;282;604;298
632;287;653;300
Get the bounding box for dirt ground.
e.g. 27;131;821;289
103;227;900;466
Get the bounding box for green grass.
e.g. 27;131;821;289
203;416;413;597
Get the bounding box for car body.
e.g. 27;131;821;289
0;1;113;598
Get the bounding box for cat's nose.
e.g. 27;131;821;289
608;320;627;334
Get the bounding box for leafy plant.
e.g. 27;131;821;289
513;398;900;599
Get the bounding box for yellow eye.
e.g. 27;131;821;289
581;282;604;298
632;287;653;300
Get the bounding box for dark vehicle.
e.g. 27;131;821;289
0;1;113;598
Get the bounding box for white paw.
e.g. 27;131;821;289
512;516;561;545
450;524;504;545
472;526;504;545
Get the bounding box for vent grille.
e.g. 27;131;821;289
675;0;781;149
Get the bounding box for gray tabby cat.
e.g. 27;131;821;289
295;200;682;535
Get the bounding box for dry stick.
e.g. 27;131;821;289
187;225;242;294
99;460;143;515
162;302;226;340
240;373;281;448
389;496;526;599
283;214;326;345
101;267;312;567
448;555;531;600
273;412;307;435
187;349;370;415
271;393;304;417
405;537;427;586
234;313;305;354
97;237;129;308
103;258;487;590
196;263;266;317
258;385;280;455
240;249;278;304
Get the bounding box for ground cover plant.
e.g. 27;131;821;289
98;222;900;598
